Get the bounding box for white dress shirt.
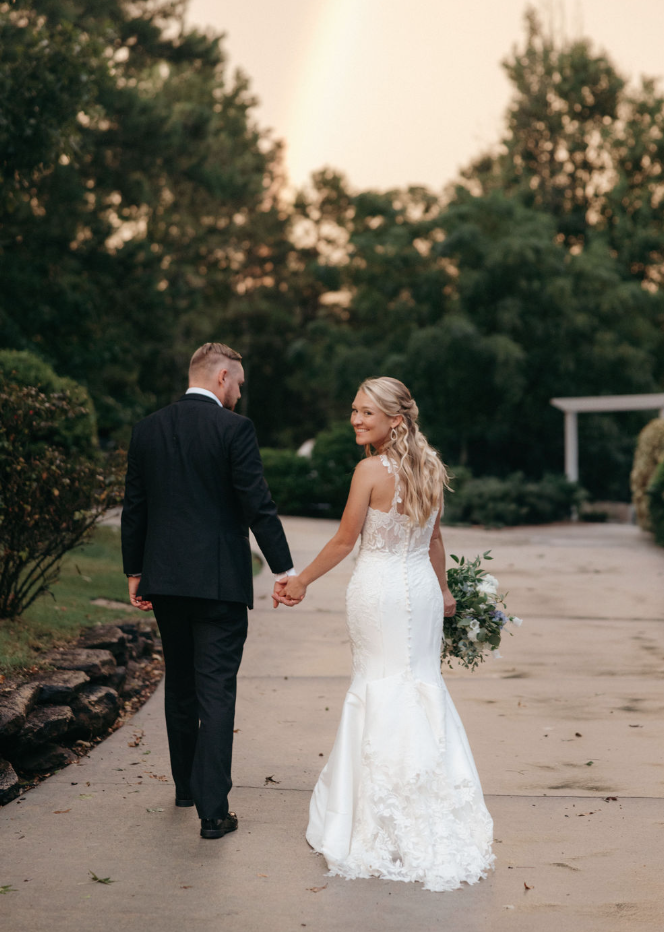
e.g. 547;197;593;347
186;386;223;406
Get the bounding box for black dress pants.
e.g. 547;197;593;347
150;596;248;820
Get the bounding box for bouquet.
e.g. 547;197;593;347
441;550;523;672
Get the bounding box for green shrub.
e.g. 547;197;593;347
443;472;586;528
310;421;362;517
263;423;361;519
0;383;123;620
261;449;319;516
647;459;664;546
0;349;97;454
631;418;664;531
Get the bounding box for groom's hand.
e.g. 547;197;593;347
128;576;153;612
272;578;304;608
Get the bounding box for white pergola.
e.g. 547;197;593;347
550;393;664;483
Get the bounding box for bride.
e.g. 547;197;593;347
279;377;494;892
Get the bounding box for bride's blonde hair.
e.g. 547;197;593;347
358;377;451;527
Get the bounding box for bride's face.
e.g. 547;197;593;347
351;391;393;449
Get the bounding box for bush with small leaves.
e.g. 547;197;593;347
0;350;97;455
0;380;123;620
647;460;664;547
631;418;664;531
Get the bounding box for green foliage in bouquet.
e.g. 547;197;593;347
442;551;522;671
0;381;124;620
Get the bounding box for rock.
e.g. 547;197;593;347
70;684;120;738
0;758;20;804
33;670;90;704
130;637;148;659
77;625;128;663
18;705;74;749
0;684;40;741
15;744;77;774
44;649;116;681
117;621;140;638
120;660;142;698
108;665;127;692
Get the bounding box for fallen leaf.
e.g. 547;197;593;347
257;873;268;878
146;807;164;813
604;796;618;802
128;730;144;748
53;809;71;814
89;871;115;885
629;725;643;728
149;774;168;782
264;775;281;786
307;884;328;893
0;885;17;895
524;882;533;890
575;732;582;737
233;729;240;733
585;761;593;766
78;794;94;799
181;885;193;889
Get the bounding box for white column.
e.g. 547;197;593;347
564;410;578;483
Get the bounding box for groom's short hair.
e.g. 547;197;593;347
189;342;242;379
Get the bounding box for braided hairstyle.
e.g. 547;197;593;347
358;377;450;526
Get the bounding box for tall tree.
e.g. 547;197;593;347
0;0;301;444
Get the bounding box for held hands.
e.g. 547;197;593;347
127;576;153;612
272;575;307;608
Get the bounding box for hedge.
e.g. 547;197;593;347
630;418;664;531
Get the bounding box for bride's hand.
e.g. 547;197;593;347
282;575;307;602
442;587;456;617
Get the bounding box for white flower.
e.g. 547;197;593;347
466;619;480;642
477;574;499;595
510;616;523;627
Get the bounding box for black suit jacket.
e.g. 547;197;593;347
121;393;292;608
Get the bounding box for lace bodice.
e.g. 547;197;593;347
359;455;437;556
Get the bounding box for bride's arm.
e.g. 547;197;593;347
429;507;456;615
279;459;375;600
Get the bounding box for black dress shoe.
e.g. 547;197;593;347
175;796;194;808
200;812;238;839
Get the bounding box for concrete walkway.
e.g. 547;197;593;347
2;518;664;932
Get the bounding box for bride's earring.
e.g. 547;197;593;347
390;427;398;442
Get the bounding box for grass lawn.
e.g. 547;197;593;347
0;526;137;677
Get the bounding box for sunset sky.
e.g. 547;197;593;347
187;0;664;193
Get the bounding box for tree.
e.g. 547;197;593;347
0;1;303;444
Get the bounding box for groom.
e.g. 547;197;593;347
121;342;298;839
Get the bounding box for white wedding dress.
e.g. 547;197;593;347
306;455;495;892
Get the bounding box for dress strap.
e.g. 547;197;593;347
378;454;402;512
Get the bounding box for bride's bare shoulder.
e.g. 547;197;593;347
354;455;392;490
354;456;386;477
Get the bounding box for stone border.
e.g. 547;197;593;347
0;619;164;804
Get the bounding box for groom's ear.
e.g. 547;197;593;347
217;366;229;385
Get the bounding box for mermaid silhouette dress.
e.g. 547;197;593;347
306;455;494;892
